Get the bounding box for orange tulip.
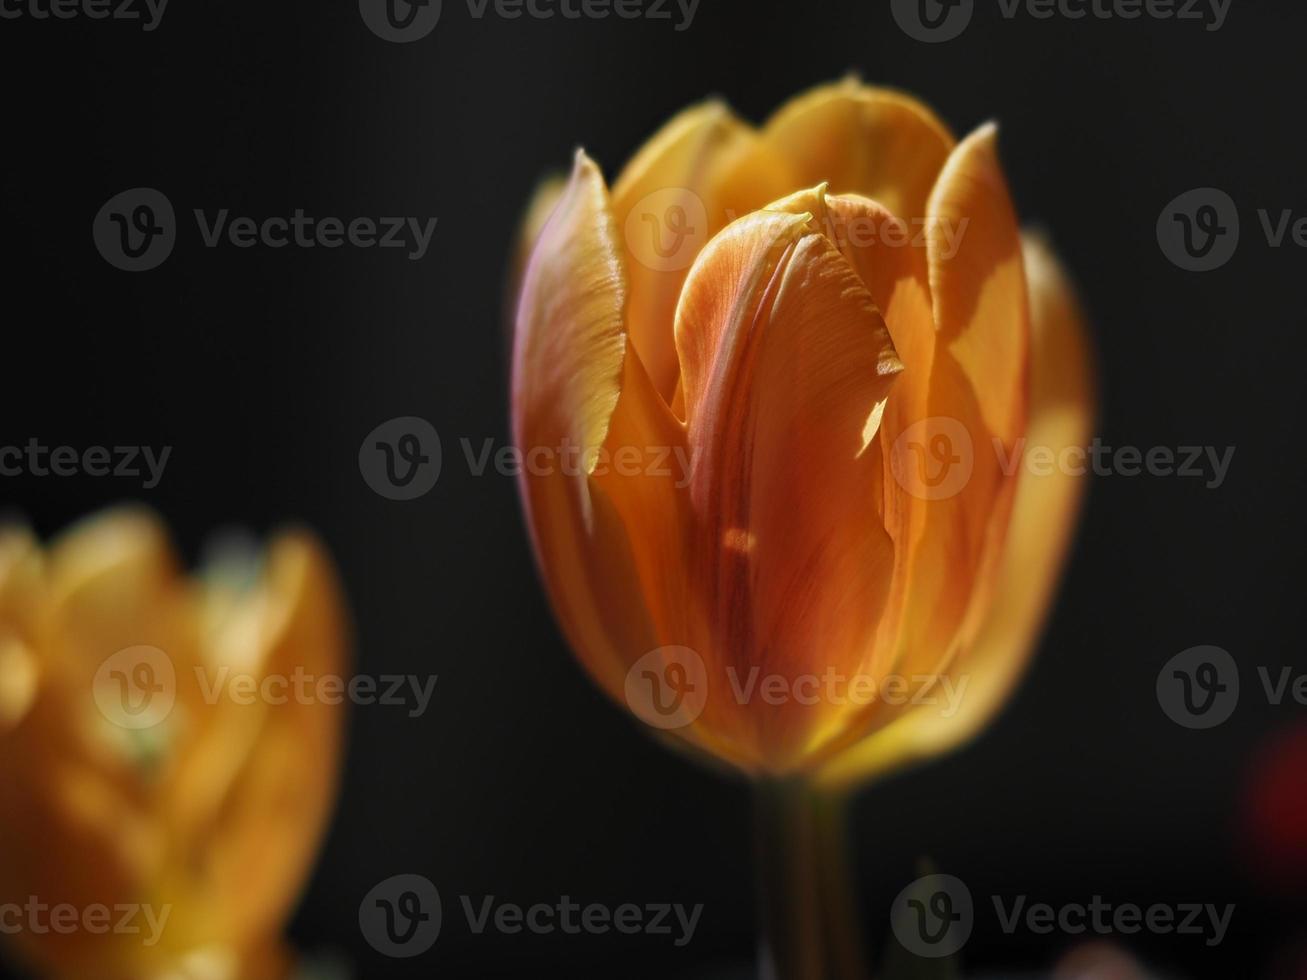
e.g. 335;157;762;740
511;78;1094;788
0;508;349;980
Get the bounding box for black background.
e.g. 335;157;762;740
1;0;1304;977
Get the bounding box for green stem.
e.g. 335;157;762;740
755;778;868;980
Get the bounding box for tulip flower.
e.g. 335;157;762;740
0;508;349;980
511;78;1094;978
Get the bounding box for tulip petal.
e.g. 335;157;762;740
163;531;349;952
42;508;197;774
879;123;1031;684
612;101;793;400
927;122;1027;444
513;149;670;702
761;78;955;223
514;150;628;476
674;207;904;771
760;189;940;720
0;527;42;732
0;515;168;972
822;193;936;364
818;233;1094;787
505;171;568;345
46;508;180;666
591;349;692;660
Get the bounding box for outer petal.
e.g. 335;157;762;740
505;171;568;345
928;122;1027;442
0;510;181;974
879;123;1030;686
512;150;664;701
818;233;1094;788
674;204;904;772
161;531;349;957
611;102;792;400
0;527;41;732
761;78;955;222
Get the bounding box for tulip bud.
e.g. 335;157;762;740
0;508;349;980
511;79;1094;786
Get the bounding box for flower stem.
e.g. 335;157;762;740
755;777;867;980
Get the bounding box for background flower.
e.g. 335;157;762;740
0;509;349;980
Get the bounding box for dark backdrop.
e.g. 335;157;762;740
1;1;1303;977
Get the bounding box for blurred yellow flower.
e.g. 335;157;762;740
0;508;349;980
510;78;1094;784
